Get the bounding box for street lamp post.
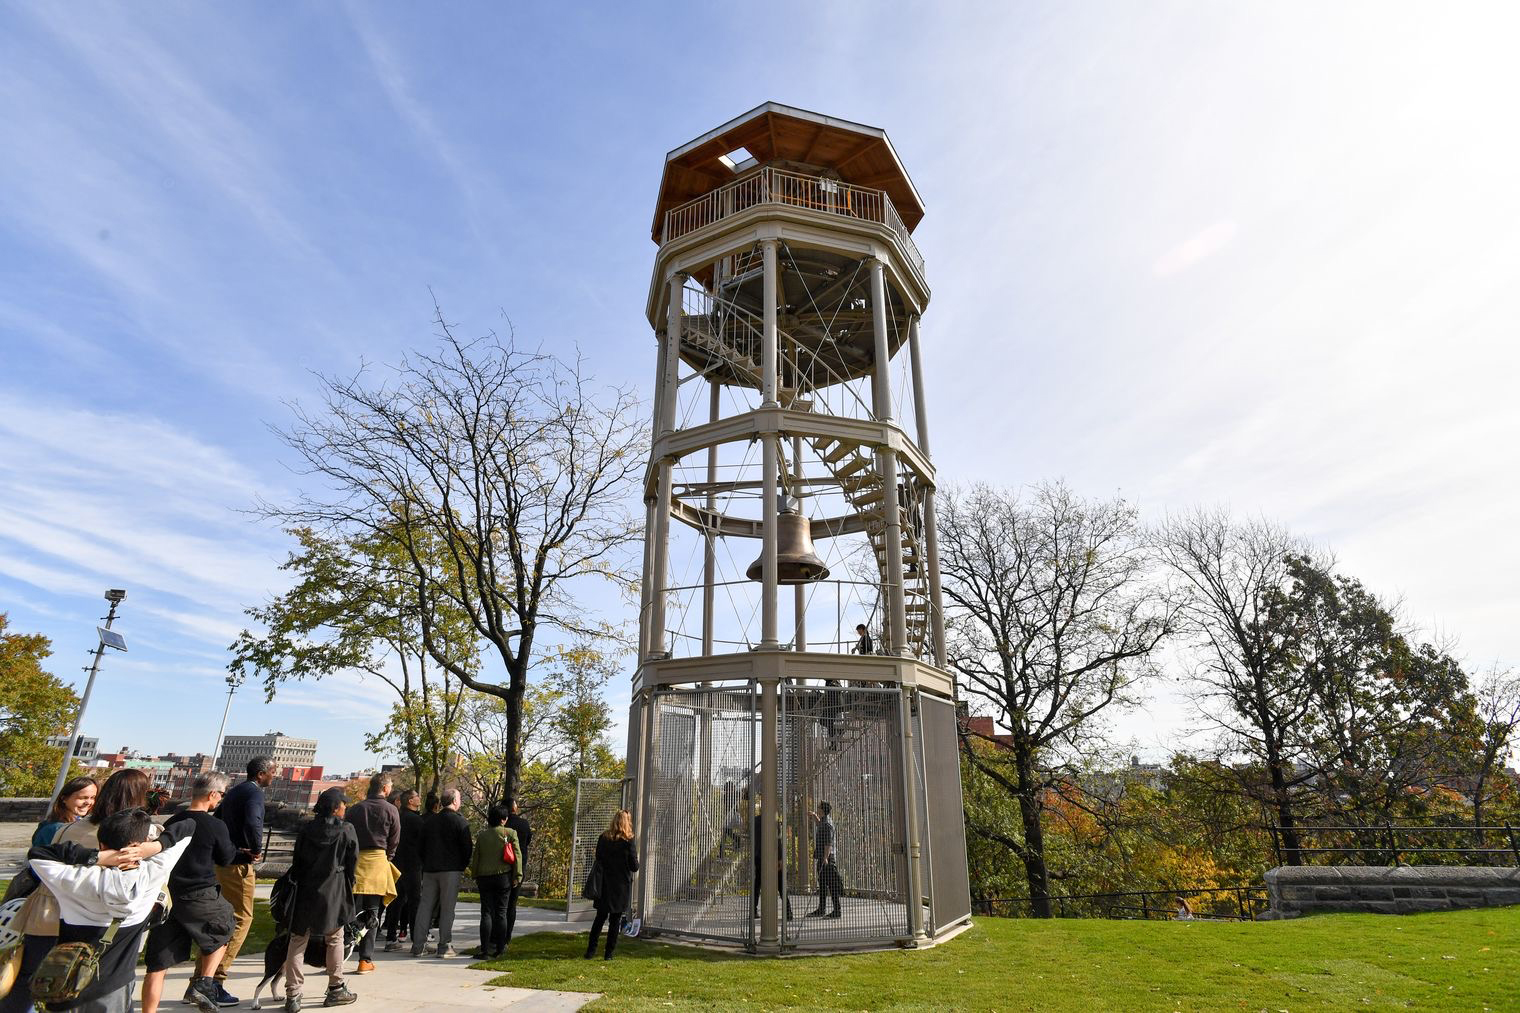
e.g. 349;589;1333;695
211;680;236;772
51;589;127;804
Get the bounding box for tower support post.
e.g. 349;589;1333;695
899;689;926;939
909;315;948;667
759;676;780;949
761;239;779;407
870;259;908;655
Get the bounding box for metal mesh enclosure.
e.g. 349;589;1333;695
920;693;972;931
636;680;957;950
568;777;628;921
781;683;910;945
643;687;756;943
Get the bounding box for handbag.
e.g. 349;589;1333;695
501;835;516;867
30;918;119;1005
580;861;603;902
269;871;297;928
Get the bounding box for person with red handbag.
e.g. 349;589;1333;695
467;806;522;958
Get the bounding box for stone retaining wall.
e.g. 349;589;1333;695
0;799;49;822
1263;864;1520;919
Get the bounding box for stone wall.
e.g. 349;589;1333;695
0;799;49;822
1263;864;1520;919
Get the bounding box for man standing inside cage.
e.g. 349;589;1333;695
807;800;841;918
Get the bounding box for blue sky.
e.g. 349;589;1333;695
3;2;1517;772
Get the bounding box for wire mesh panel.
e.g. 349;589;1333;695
568;777;628;922
781;682;909;947
920;692;972;931
643;686;756;944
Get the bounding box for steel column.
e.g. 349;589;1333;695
871;259;907;654
923;489;947;668
649;461;673;657
759;677;779;948
761;239;779;408
664;276;684;434
869;259;894;423
638;495;657;659
636;689;659;917
907;315;930;453
702;379;720;656
792;434;806;652
899;689;925;939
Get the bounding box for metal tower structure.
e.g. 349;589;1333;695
624;103;970;952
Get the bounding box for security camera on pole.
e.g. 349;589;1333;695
51;588;128;803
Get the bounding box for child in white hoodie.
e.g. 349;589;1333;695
29;808;192;1013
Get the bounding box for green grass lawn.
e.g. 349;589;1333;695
477;906;1520;1012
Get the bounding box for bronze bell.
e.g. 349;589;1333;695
746;506;830;584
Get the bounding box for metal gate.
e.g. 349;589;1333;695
920;692;971;932
568;777;629;922
641;686;757;944
780;682;910;946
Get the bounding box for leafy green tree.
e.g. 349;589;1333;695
1279;555;1476;829
229;526;477;797
264;315;645;806
0;614;79;797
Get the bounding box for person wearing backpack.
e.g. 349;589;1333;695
28;809;193;1013
283;788;358;1012
467;806;521;958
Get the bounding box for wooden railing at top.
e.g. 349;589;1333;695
662;166;925;276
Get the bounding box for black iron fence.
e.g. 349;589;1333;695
1267;824;1520;868
973;885;1269;922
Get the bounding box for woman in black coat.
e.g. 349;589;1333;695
284;787;359;1010
585;808;640;960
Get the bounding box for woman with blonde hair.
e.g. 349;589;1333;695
584;809;639;960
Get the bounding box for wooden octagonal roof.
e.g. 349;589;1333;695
651;102;925;243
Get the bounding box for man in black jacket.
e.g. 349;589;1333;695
383;789;425;951
504;801;533;946
214;755;274;991
345;772;399;972
142;772;239;1013
410;788;472;958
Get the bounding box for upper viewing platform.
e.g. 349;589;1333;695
651;103;926;276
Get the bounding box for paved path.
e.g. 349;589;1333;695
2;823;598;1011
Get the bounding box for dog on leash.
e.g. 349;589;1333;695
249;909;380;1010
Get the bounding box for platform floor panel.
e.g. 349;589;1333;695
646;893;917;947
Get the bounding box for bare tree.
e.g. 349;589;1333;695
942;481;1174;917
1156;510;1321;864
1470;665;1520;846
263;305;646;805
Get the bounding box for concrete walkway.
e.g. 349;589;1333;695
227;894;594;1011
2;823;599;1011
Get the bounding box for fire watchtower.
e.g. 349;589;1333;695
626;102;970;952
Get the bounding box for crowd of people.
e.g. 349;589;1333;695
1;758;549;1013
